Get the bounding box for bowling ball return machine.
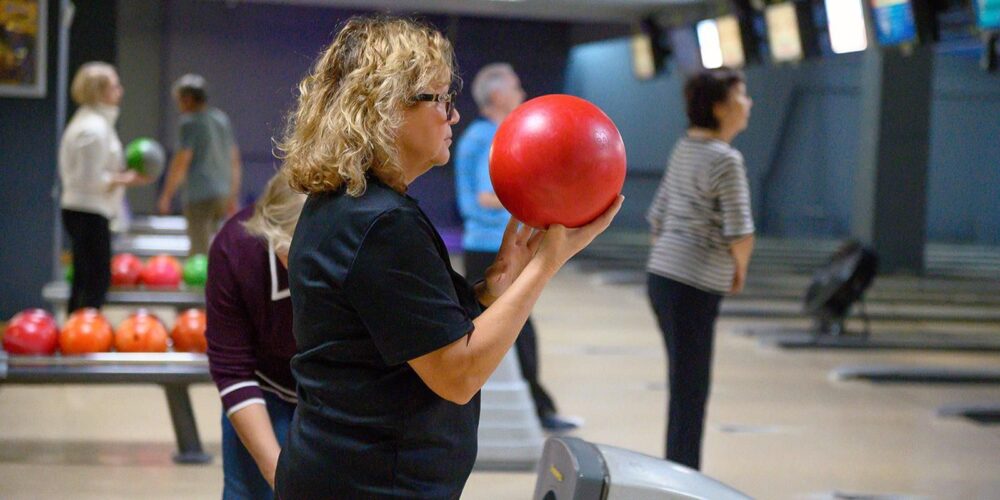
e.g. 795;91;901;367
533;437;751;500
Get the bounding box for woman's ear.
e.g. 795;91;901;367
712;101;727;125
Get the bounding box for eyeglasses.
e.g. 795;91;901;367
413;92;457;120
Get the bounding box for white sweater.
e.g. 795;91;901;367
59;105;125;221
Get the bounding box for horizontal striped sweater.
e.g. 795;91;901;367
646;136;755;294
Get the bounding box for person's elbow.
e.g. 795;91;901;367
423;366;480;405
728;232;754;246
409;346;480;405
437;382;479;406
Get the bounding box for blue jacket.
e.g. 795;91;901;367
454;118;510;252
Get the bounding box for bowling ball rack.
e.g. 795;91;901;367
0;351;213;464
42;281;205;311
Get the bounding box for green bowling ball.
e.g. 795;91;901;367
125;137;166;179
183;254;208;286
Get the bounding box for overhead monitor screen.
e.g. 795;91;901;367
631;33;657;80
698;15;746;69
697;19;724;69
871;0;918;46
825;0;868;54
766;3;804;62
717;15;747;68
978;0;1000;29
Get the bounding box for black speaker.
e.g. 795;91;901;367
982;32;999;73
803;241;878;335
631;16;671;80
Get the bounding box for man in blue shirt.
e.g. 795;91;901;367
455;63;579;432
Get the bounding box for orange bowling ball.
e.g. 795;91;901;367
60;308;113;354
114;310;169;352
171;308;207;353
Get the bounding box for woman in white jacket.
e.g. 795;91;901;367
59;62;147;313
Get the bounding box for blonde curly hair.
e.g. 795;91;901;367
278;16;457;196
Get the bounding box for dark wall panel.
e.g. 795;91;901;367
0;0;61;317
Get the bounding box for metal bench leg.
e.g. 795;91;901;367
163;383;213;464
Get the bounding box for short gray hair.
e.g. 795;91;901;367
172;73;208;102
471;63;515;110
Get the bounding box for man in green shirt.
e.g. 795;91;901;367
158;74;243;256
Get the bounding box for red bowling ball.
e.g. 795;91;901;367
3;308;59;355
141;254;182;288
489;94;626;229
111;253;144;286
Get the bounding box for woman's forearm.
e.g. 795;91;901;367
730;234;755;272
228;403;282;488
463;258;556;381
411;197;622;404
410;257;558;404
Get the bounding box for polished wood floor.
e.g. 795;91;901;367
2;264;998;499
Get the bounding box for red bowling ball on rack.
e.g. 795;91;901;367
141;254;182;288
2;308;59;355
489;94;627;229
111;253;144;286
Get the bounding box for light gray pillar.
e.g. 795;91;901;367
118;0;164;214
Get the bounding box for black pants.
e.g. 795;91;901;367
62;209;111;314
464;250;558;418
646;273;722;470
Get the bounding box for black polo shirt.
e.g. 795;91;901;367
276;178;481;499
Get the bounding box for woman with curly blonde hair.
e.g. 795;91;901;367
275;16;622;498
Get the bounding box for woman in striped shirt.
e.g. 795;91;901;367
646;68;755;470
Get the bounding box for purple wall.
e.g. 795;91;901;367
161;2;368;205
159;1;575;243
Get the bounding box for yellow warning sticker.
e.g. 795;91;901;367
549;465;563;482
